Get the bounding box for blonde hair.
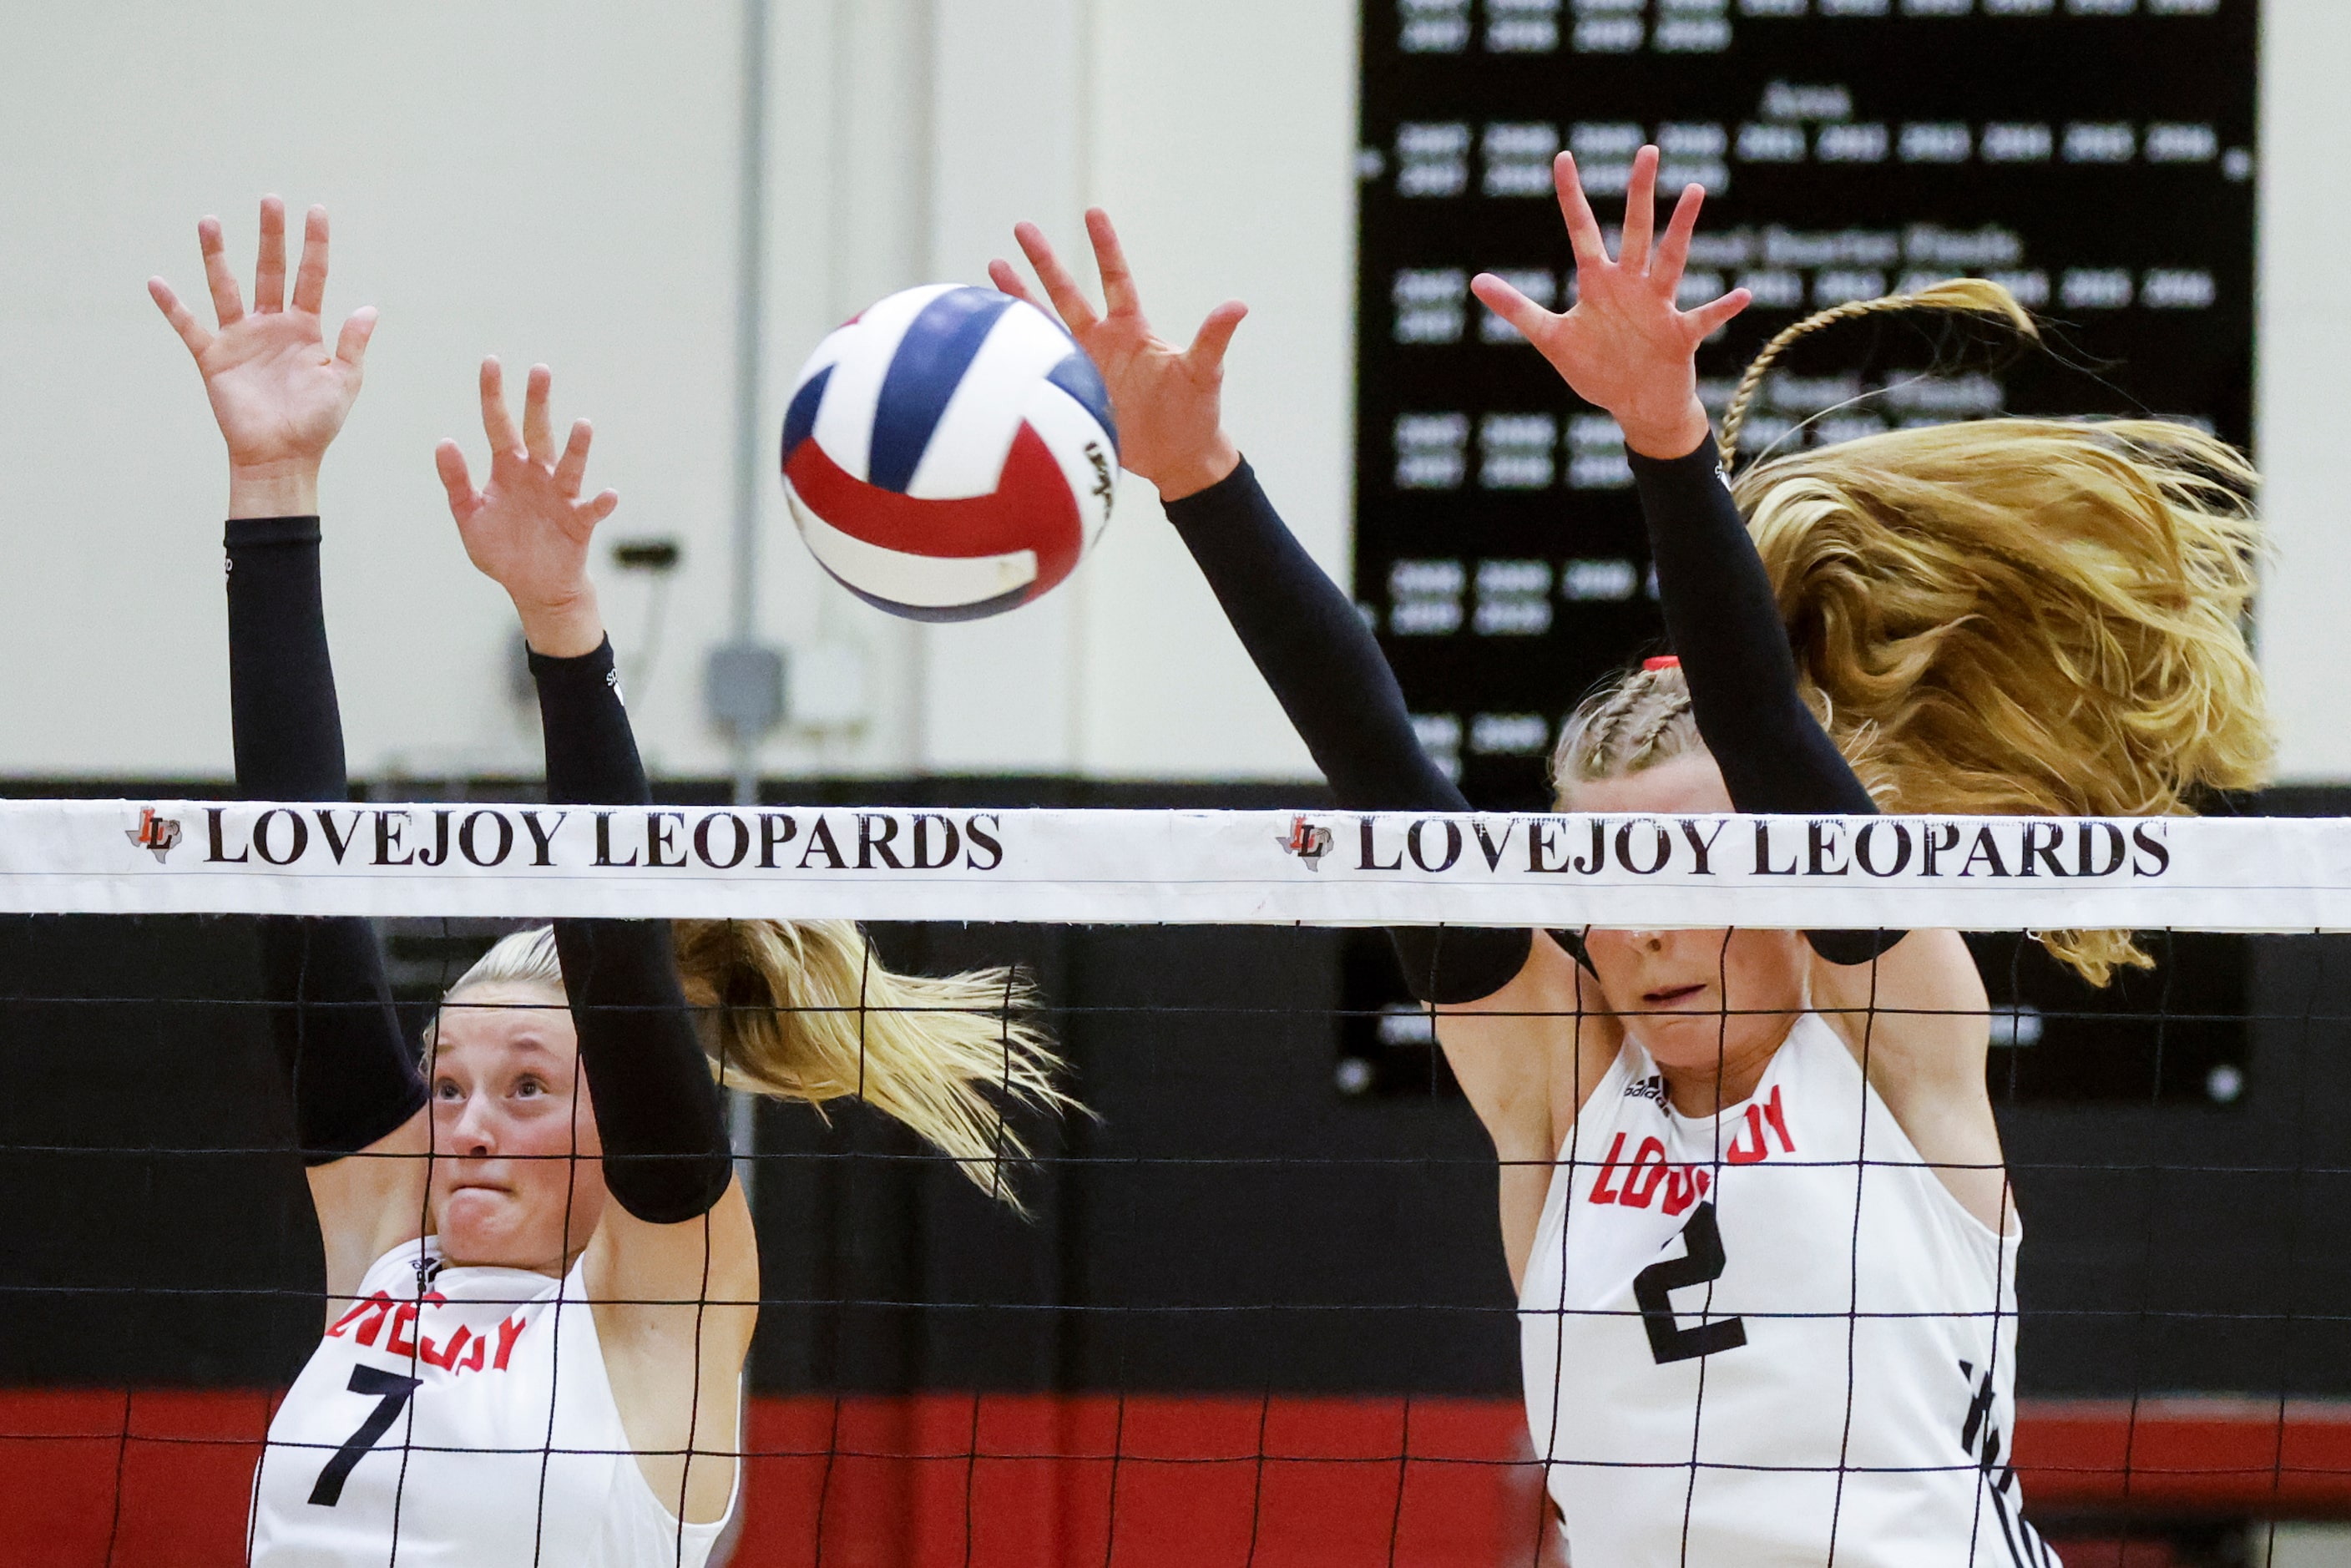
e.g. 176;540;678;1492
432;921;1075;1211
1555;660;1702;786
1555;281;2272;985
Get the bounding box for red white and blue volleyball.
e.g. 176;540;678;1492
779;285;1120;621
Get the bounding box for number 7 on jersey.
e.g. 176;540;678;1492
307;1365;422;1507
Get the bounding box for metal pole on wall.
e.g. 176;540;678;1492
729;0;772;808
713;0;779;1191
704;18;778;1565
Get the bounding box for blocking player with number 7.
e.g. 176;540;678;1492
152;197;1079;1565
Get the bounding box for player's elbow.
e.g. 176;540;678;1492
603;1150;736;1227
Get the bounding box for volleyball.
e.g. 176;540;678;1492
779;284;1120;621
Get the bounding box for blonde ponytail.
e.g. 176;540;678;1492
1566;279;2272;986
670;918;1076;1213
1740;417;2268;983
436;920;1078;1213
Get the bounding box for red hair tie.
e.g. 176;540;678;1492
1642;655;1681;671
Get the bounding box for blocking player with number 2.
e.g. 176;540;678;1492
991;142;2267;1565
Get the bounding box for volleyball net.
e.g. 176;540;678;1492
6;799;2351;1566
25;798;2351;928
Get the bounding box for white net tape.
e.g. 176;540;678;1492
10;797;2351;928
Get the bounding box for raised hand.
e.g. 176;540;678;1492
988;209;1247;502
1470;147;1749;461
435;359;619;659
150;198;377;517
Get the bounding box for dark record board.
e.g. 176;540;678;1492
1355;0;2257;810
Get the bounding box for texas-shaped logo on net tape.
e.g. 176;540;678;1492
1279;814;1335;871
127;807;184;863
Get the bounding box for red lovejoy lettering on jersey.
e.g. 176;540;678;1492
1621;1137;1670;1206
1590;1135;1714;1213
1725;1085;1796;1165
1589;1133;1629;1203
419;1323;470;1372
326;1292;393;1345
416;1316;515;1378
1661;1165;1712;1216
380;1292;447;1359
493;1313;528;1371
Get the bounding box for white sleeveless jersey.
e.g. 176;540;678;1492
249;1238;732;1567
1519;1014;2053;1568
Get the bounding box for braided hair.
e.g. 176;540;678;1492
1716;277;2035;471
1554;658;1704;790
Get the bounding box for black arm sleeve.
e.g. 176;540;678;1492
530;639;733;1224
1627;440;1899;964
225;517;426;1163
1164;460;1536;1003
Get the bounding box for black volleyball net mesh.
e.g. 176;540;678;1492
4;800;2350;1567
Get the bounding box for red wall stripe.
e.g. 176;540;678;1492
3;1391;2346;1567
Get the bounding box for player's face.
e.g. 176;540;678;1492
1564;751;1810;1104
426;982;608;1272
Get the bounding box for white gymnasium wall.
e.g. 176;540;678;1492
2261;1525;2351;1568
2;1;2341;786
2252;0;2351;782
758;0;1358;781
0;3;746;783
0;0;1345;787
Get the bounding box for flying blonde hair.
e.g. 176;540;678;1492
432;921;1075;1212
1556;280;2272;984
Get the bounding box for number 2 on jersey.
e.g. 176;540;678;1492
1634;1201;1748;1364
308;1365;422;1506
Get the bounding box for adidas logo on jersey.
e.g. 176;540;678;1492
1623;1074;1666;1104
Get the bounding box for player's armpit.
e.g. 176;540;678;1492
1810;928;2010;1231
586;1177;760;1525
1433;932;1620;1288
305;1107;431;1311
1809;927;1989;1088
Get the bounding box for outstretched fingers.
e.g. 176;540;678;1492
334;306;377;372
478;358;523;454
553;418;594;497
198;216;244;327
433;440;480;521
1552;154;1609;269
1186;300;1249;375
1617;146;1660;273
522;365;555;465
987;258;1049;314
1650;181;1707;293
1013;221;1100;333
1084;208;1142;318
1682;287;1752;341
148;277;210;357
291;205;331;316
253;196;288;314
1470;271;1557;341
